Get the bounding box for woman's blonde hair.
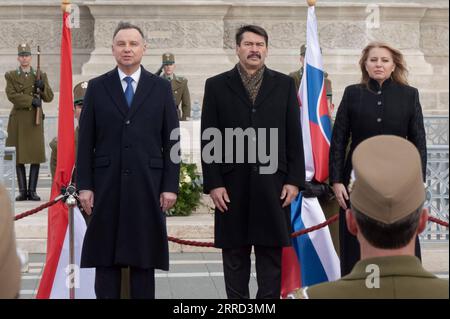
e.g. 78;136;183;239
359;41;409;87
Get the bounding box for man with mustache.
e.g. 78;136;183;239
201;25;305;299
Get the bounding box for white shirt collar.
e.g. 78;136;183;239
117;66;141;84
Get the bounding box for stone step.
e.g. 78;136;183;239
13;178;214;254
15;213;215;254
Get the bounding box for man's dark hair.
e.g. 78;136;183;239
352;205;423;249
235;25;268;46
113;21;145;40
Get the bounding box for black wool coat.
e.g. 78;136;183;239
76;66;180;270
201;66;305;249
330;78;427;186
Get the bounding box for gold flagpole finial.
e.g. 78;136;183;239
61;0;71;13
307;0;317;6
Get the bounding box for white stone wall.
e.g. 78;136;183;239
0;0;448;117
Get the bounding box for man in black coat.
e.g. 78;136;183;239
201;25;305;299
77;22;180;299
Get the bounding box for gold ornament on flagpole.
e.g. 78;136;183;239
61;0;71;13
307;0;317;6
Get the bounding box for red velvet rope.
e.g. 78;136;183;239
14;203;448;247
13;195;63;221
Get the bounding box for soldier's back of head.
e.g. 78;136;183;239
295;136;449;299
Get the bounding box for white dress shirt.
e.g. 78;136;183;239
118;66;141;93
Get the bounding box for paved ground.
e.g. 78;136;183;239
20;252;260;299
19;250;449;299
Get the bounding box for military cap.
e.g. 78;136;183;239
350;135;425;224
300;44;307;57
17;43;31;56
162;52;175;65
300;44;323;57
73;81;88;106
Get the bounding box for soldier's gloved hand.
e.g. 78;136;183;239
31;97;42;108
34;79;45;91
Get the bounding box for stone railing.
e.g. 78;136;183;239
0;119;16;212
424;115;449;146
422;115;449;241
423;145;449;241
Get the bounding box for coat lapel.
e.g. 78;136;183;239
254;68;278;107
225;67;252;108
103;67;128;118
171;76;181;90
126;66;155;120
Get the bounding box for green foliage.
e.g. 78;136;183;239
167;162;203;216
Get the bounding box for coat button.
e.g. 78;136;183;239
125;120;130;125
378;90;382;95
377;118;382;123
377;101;382;105
252;108;256;113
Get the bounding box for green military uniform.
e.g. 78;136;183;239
296;136;449;299
160;53;191;121
288;44;339;255
6;44;54;201
5;48;53;164
49;127;78;181
49;80;86;180
289;67;332;103
295;256;449;299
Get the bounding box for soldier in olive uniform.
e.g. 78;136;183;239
289;44;340;255
289;44;333;111
5;43;54;201
49;81;85;182
295;136;449;299
160;53;191;120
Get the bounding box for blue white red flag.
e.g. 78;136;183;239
281;5;340;296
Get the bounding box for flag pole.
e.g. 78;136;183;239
61;0;74;299
65;187;77;299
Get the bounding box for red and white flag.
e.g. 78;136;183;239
36;6;95;299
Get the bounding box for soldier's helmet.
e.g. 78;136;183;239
300;44;306;57
73;81;88;107
162;52;175;65
300;44;323;57
17;43;31;56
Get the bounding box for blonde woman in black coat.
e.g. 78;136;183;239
330;42;427;276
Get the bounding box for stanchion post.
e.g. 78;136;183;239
65;186;77;299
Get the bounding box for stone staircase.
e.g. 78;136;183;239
13;173;217;254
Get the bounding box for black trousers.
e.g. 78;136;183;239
339;209;422;276
95;266;155;299
222;245;282;299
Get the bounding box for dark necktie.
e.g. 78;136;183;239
124;76;134;107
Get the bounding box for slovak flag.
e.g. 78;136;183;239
281;4;340;296
36;6;95;299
